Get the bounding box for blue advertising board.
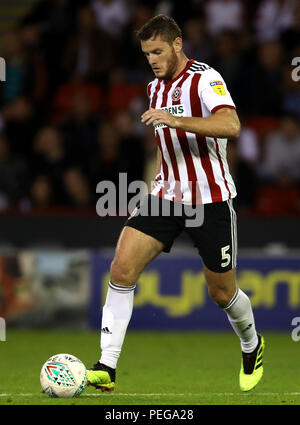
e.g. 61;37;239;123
89;253;300;331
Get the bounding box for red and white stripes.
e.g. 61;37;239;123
148;61;236;205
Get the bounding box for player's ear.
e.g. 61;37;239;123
173;37;182;53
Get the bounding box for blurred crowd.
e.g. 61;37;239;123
0;0;300;216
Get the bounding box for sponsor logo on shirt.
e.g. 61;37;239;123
155;105;186;130
210;80;226;95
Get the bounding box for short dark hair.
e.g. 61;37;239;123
136;14;182;44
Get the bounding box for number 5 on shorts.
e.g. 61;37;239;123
221;245;231;268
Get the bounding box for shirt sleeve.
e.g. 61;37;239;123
198;68;236;114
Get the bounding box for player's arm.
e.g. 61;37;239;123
174;107;240;138
141;107;241;138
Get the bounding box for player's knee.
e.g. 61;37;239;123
208;286;232;308
110;259;137;286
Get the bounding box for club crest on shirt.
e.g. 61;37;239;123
210;80;226;95
171;87;182;101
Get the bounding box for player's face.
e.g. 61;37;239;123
141;36;179;81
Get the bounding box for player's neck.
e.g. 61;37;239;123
168;54;190;82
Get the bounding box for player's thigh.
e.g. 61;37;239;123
186;199;237;273
110;226;164;285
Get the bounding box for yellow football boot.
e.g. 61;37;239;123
239;334;265;392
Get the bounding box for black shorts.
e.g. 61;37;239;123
124;195;237;273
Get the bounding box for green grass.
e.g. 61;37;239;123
0;330;299;405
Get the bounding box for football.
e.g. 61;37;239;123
40;353;87;398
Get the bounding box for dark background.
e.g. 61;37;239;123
0;0;299;249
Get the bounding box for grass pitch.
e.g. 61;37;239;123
0;329;299;405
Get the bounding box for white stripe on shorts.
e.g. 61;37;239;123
226;199;237;268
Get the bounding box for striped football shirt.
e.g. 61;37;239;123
147;59;237;205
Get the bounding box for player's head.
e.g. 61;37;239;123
136;14;184;81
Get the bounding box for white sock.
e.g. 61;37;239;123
99;281;135;369
224;288;258;353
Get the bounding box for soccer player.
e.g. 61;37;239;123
87;14;265;393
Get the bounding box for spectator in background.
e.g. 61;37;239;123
117;3;154;79
90;114;145;212
90;0;131;39
113;110;145;184
281;0;300;56
0;28;47;107
0;0;297;217
107;67;144;118
0;29;26;106
204;0;244;36
50;79;103;125
21;0;86;90
182;18;213;65
231;122;260;209
89;121;128;193
18;25;48;106
242;40;284;116
254;112;300;215
1;97;38;160
227;137;258;210
29;175;53;209
160;1;204;29
237;124;260;166
59;88;101;171
261;113;300;182
19;22;42;53
63;167;93;208
255;0;296;42
0;133;28;209
282;65;300;119
62;6;116;85
211;29;244;104
30;126;71;204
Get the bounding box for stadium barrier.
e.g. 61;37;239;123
90;253;300;331
0;249;299;331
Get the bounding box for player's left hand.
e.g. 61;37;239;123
141;108;178;128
